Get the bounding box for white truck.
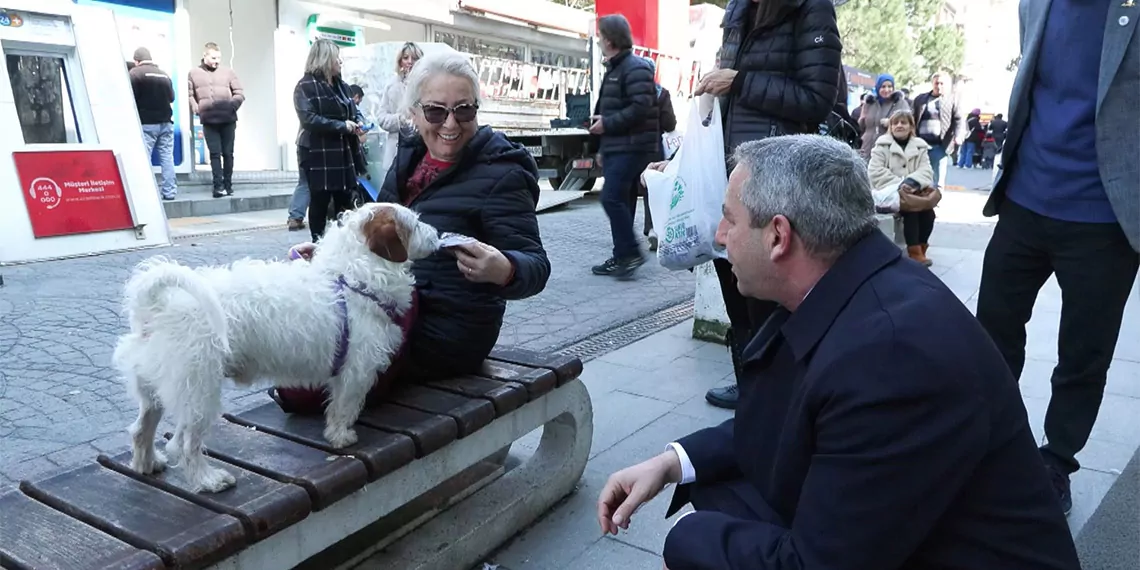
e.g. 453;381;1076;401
342;39;698;191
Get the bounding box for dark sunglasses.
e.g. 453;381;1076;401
417;102;479;124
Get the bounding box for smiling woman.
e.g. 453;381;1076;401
281;49;550;411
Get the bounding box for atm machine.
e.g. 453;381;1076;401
0;0;171;265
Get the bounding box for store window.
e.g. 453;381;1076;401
531;48;588;70
434;30;523;61
6;53;82;144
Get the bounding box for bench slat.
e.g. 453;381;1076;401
189;422;369;511
355;404;458;457
19;464;246;569
0;490;166;570
224;406;417;481
423;375;529;416
387;385;496;438
489;347;584;385
98;452;311;542
477;360;557;399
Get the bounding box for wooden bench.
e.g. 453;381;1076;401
0;347;592;570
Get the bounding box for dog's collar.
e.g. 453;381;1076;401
330;276;403;378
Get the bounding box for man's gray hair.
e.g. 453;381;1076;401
401;50;482;115
733;135;877;258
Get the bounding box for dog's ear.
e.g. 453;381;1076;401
362;207;409;262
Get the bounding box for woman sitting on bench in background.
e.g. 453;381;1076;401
277;50;551;414
868;110;943;267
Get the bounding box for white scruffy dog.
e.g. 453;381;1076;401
112;203;440;493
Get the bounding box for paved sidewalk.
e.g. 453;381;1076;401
0;197;691;490
485;243;1140;569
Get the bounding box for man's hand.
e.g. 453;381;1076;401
589;115;605;135
695;69;737;96
597;450;683;535
647;160;669;173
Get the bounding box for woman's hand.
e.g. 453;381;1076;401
345;120;361;134
695;69;737;96
453;241;514;286
647;161;669;173
289;242;317;261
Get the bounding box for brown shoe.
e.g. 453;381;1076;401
287;218;306;231
907;245;933;267
920;243;934;266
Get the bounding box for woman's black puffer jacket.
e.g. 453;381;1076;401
378;126;551;378
717;0;843;153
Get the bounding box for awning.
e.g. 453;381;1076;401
457;0;593;37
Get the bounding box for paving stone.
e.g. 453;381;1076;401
0;201;693;477
563;533;663;570
588;390;676;461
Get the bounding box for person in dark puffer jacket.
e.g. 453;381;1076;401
278;51;550;414
695;0;842;411
589;14;659;279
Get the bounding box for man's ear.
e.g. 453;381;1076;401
362;208;409;262
769;215;794;261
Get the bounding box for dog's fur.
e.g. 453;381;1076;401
112;203;439;493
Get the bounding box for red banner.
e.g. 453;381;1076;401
13;150;136;238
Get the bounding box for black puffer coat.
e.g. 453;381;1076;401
593;50;660;154
717;0;843;153
378;126;551;378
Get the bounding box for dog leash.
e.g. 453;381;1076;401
329;276;403;377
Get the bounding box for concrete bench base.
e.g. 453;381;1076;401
207;380;593;570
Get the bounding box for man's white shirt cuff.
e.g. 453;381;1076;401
668;442;697;485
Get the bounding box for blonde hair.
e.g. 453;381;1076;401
305;39;340;79
396;42;424;78
889;109;916;135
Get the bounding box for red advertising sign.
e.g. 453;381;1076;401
13;150;136;238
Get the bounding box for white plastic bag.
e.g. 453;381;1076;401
644;94;728;270
662;131;683;160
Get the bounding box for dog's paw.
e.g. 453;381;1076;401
130;451;167;475
324;426;358;448
196;467;237;493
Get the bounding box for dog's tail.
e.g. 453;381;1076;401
124;257;230;353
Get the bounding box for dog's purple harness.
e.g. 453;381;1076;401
330;275;402;378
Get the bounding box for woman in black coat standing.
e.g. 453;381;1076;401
692;0;843;409
293;39;367;242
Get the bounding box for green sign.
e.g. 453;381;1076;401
306;14;362;47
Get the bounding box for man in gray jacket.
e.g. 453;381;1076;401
188;42;244;198
977;0;1139;516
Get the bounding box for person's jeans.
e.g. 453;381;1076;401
202;121;236;191
956;141;976;168
142;123;177;198
901;210;936;246
976;199;1140;474
288;149;309;221
928;144;948;187
600;151;652;259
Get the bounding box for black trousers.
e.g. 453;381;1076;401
713;257;780;380
901;210;936;246
202;121;236;191
977;200;1139;474
307;188;354;242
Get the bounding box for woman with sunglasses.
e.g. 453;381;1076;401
277;50;550;412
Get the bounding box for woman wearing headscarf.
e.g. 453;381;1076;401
858;73;910;160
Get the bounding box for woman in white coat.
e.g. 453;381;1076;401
869;110;942;266
376;42;424;176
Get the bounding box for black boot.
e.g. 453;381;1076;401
705;328;745;409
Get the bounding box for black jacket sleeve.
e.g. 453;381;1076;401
480;169;550;300
728;0;843;126
602;62;657;135
294;80;350;134
659;88;678;133
662;335;989;570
